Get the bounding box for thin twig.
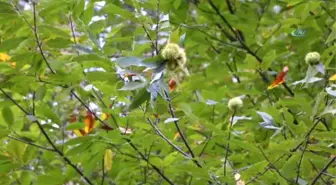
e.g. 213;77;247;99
1;88;94;185
164;91;222;185
127;140;175;185
207;0;295;97
296;141;308;183
224;110;235;179
245;154;287;184
32;91;36;114
68;15;119;130
101;156;105;185
11;1;34;30
7;136;55;152
198;135;212;157
308;159;327;184
155;0;160;54
142;24;157;56
310;155;336;185
321;4;335;21
254;0;270;32
164;91;201;167
146;117;191;158
290;117;323;153
32;3;56;74
225;0;234;14
258;146;294;183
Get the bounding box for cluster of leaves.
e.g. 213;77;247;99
0;0;335;185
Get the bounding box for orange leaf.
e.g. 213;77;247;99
10;62;16;68
84;111;95;133
267;66;289;90
168;79;176;92
173;132;180;141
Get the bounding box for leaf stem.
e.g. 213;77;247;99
224;110;235;179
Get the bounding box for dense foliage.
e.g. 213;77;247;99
0;0;335;185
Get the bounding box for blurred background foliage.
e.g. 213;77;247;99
0;0;335;184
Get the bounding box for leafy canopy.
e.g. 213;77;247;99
0;0;335;185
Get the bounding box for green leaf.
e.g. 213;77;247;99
35;85;47;101
0;37;27;52
115;57;144;67
36;169;65;185
129;88;150;110
45;38;72;48
86;71;116;82
80;2;94;24
119;81;147;91
262;50;276;70
2;107;14;126
0;130;10;139
7;139;27;161
326;29;336;44
0;162;20;174
65;122;85;130
37;105;61;125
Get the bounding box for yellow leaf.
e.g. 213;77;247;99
70;37;79;43
0;53;11;62
173;132;180;141
100;113;110;121
329;74;336;81
104;149;113;171
10;62;16;68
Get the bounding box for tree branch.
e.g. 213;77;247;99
155;0;160;54
146;117;191;158
245;154;286;184
127;140;176;185
164;91;200;167
7;135;55;152
258;146;294;183
32;3;56;74
1;88;94;185
310;155;336;185
308;159;327;184
296;141;308;183
207;0;295;97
